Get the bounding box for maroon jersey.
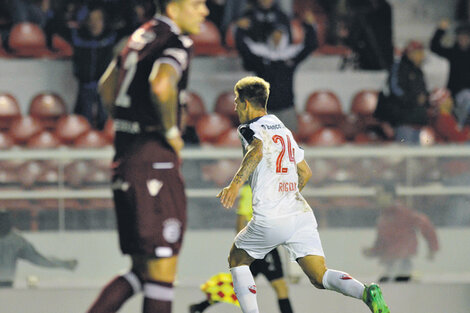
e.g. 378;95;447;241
113;15;193;158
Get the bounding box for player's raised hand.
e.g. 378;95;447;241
217;183;240;209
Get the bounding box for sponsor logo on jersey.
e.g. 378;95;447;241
163;218;182;243
261;124;282;130
248;285;257;294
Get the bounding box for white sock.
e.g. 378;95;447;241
322;269;365;299
230;265;259;313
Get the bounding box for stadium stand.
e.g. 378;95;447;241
8;23;50;58
195;113;232;144
0;93;21;129
26;130;62;149
29;92;67;129
189;20;227;56
305;90;344;126
54;114;91;144
214;128;240;147
8;115;43;144
307;126;347;146
214;90;238;126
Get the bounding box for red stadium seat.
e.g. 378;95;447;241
26;130;62;149
74;129;109;148
190;20;226;56
55;114;91;144
350;90;379;117
305;90;344;126
0;132;14;149
51;34;73;58
195;113;232;143
29;92;67;129
306;127;346;146
8;23;50;57
296;113;323;143
214;91;238;126
186;91;207;127
64;160;90;188
17;161;45;189
103;119;114;143
0;93;21;129
8;115;44;144
215;128;240;147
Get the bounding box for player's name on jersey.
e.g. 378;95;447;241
261;124;283;130
278;182;297;192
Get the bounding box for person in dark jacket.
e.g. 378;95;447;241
47;5;117;129
374;41;430;144
237;0;292;43
338;0;394;70
235;11;318;132
430;20;470;97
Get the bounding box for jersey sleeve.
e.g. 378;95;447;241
238;124;256;145
295;145;305;164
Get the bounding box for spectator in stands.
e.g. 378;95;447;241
429;88;470;143
374;41;430;144
5;0;51;27
47;4;117;129
236;0;292;43
456;0;470;23
337;0;393;70
363;184;439;282
430;20;470;97
0;209;78;288
235;10;318;132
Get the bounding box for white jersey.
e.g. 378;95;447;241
238;114;312;220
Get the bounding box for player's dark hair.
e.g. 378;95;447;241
154;0;181;14
0;209;12;237
234;76;270;109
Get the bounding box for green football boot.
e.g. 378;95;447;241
363;284;390;313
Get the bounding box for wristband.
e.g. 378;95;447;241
165;126;180;139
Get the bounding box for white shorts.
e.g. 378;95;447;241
234;211;325;261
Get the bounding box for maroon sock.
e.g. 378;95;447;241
143;281;173;313
87;274;138;313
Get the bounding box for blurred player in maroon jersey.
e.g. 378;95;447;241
86;1;208;312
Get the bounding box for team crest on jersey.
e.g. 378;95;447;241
163;218;182;243
147;179;163;196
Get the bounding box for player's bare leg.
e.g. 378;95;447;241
140;255;178;313
270;278;293;313
297;255;390;313
228;244;259;313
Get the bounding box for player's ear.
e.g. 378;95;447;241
166;2;181;20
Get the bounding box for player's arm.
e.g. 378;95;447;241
297;160;312;192
217;138;263;209
149;62;183;155
98;58;119;112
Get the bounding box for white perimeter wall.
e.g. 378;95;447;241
11;228;470;288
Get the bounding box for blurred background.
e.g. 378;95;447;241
0;0;470;312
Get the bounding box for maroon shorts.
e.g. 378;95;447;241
112;140;186;257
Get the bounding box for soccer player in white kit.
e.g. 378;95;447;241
217;76;390;313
